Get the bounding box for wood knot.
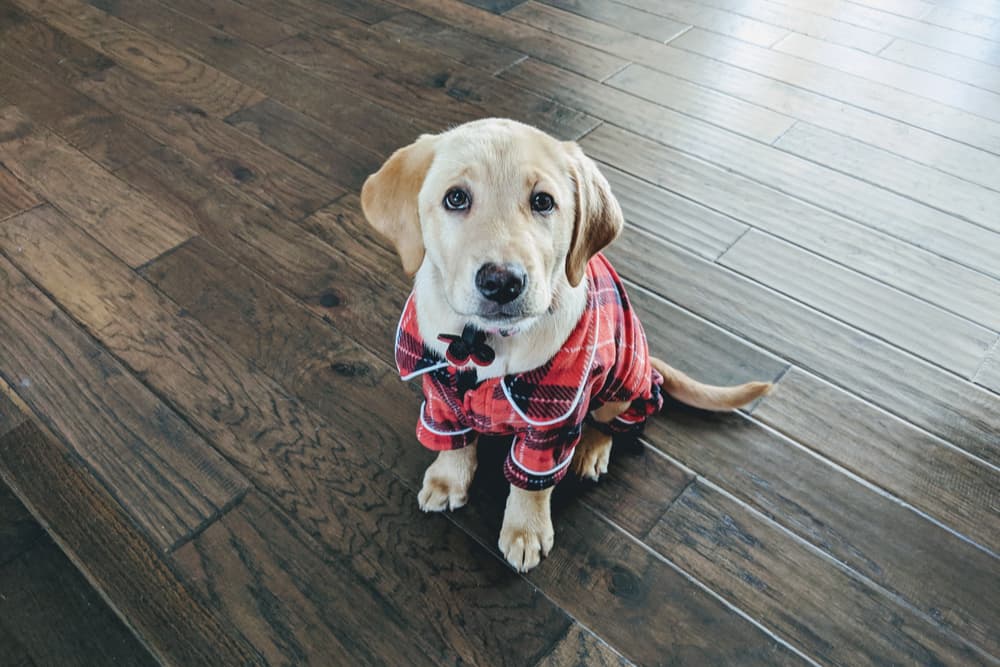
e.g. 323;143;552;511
331;362;369;377
319;291;341;308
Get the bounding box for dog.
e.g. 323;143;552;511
361;118;771;572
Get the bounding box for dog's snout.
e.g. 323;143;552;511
476;263;526;304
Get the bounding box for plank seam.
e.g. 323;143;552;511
972;334;1000;385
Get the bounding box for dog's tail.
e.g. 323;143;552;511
650;357;772;411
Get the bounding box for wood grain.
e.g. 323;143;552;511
537;0;693;42
500;56;795;144
0;539;159;667
78;67;341;221
0;419;266;666
607;61;1000;193
0;236;249;550
379;0;628;80
881;38;1000;94
640;403;1000;656
14;0;264;117
977;343;1000;393
582;123;1000;331
533;624;631;667
0;475;42;566
0;106;191;267
602;220;1000;465
669;28;1000;155
719;230;996;376
649;482;994;666
0;163;38;221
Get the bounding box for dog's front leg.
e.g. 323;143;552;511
418;441;478;512
499;485;554;572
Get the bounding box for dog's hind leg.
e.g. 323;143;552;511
571;400;630;482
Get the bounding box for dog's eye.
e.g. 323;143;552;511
531;192;555;214
443;188;471;211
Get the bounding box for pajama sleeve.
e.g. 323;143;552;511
503;422;583;491
416;374;477;451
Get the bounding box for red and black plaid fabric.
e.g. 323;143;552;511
396;253;663;490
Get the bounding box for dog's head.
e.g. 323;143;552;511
361;118;624;329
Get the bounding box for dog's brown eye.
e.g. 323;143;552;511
444;188;470;211
531;192;555;214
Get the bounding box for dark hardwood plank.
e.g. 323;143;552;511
0;390;28;440
0;540;159;667
776;121;1000;231
225;98;383;191
775;32;1000;123
464;0;528;13
372;10;526;74
676;0;894;51
303;0;402;23
0;59;159;172
381;0;628;80
78;67;342;221
0;241;249;550
648;483;994;666
881;38;1000;95
582;123;1000;331
14;0;264;117
136;231;804;666
0;164;38;221
90;0;428;155
596;207;1000;464
0;622;35;667
0;14;114;85
113;147;407;357
608;60;1000;194
0;475;42;566
0;204;576;667
0;106;192;267
499;56;795;143
640;398;1000;657
533;625;631;666
537;0;692;42
754;368;1000;553
149;0;297;47
266;30;598;141
719;230;996;377
0;419;266;666
669;28;1000;155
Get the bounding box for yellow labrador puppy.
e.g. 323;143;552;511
362;118;770;572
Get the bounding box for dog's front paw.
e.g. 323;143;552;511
418;445;477;512
571;427;612;482
499;487;554;572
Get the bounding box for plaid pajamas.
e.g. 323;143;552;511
396;253;663;491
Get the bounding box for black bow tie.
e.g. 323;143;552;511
438;324;495;367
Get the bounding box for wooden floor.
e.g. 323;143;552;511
0;0;997;664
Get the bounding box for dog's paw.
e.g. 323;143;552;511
499;520;554;573
418;447;477;512
571;429;612;482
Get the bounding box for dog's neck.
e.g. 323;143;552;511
413;263;588;380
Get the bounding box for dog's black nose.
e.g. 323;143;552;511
476;263;526;304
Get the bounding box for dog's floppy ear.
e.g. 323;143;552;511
361;134;437;275
563;142;625;286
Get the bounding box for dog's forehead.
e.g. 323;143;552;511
434;122;566;181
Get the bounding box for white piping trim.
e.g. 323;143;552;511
419;401;473;436
614;415;641;424
401;362;449;382
501;290;600;427
508;437;576;477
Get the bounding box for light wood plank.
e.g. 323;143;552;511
976;341;1000;393
603;218;1000;464
78;67;342;221
776;122;1000;230
608;61;1000;193
612;0;790;44
719;230;996;377
0;106;192;268
670;27;1000;155
931;0;1000;21
648;483;994;666
582;124;1000;331
538;0;692;42
922;5;1000;39
755;368;1000;553
775;32;1000;123
881;38;1000;95
13;0;263;117
0;233;249;550
500;57;795;143
640;397;1000;657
